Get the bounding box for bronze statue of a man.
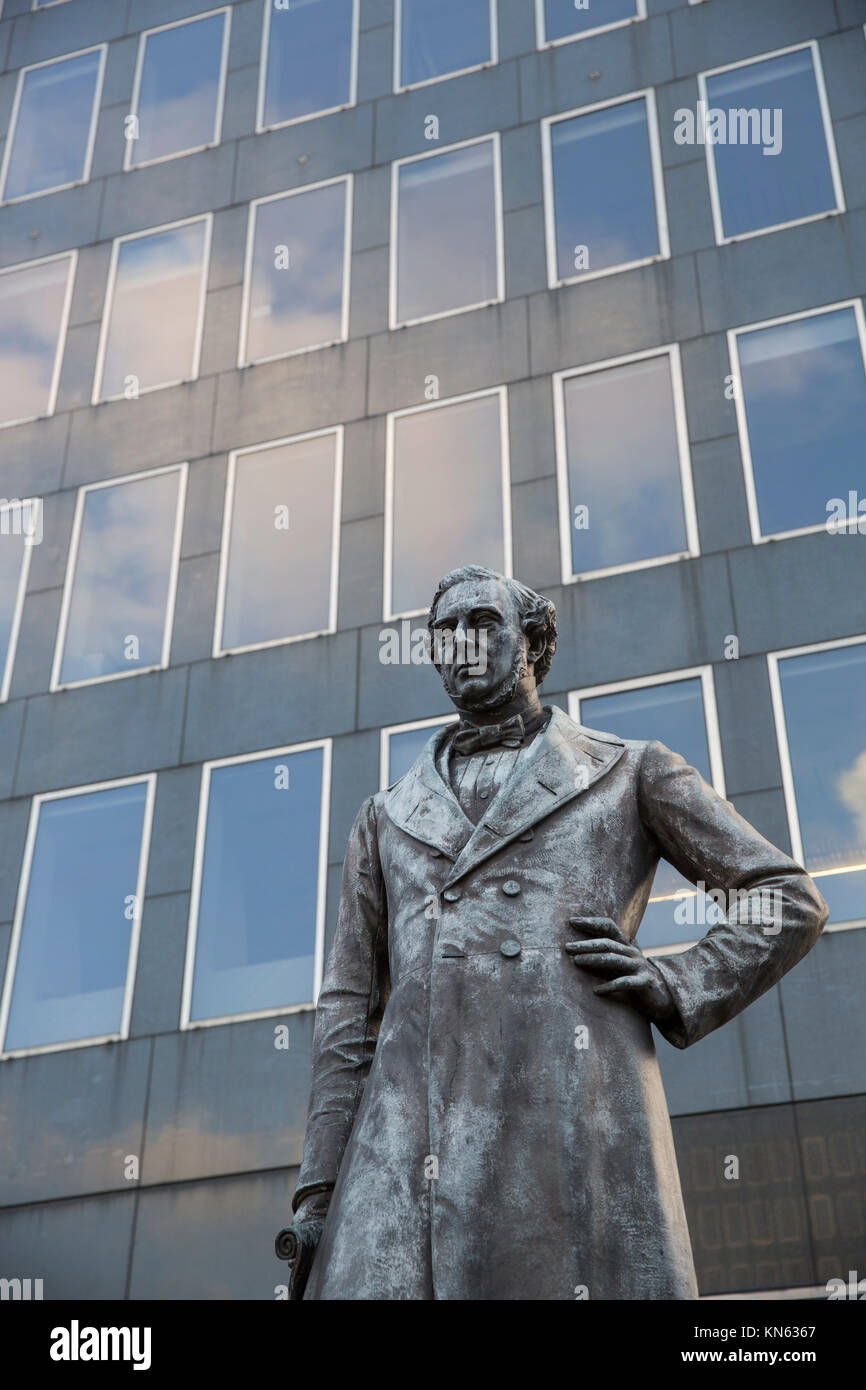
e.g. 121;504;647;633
280;565;827;1300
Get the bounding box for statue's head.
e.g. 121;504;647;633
427;565;557;713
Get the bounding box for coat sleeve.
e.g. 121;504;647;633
637;739;828;1050
293;794;389;1210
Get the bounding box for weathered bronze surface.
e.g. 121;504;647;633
278;566;827;1300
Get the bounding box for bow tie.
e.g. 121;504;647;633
452;714;525;756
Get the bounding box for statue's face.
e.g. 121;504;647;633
430;577;534;711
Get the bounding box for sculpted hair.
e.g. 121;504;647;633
427;565;558;686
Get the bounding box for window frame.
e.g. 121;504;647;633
383;384;513;622
0;498;41;703
213;425;343;657
728;297;866;545
50;462;188;693
0;771;157;1060
379;713;458;789
31;0;74;9
767;633;866;935
180;738;332;1030
92;213;212;404
0;249;77;431
553;342;699;584
0;44;107;205
389;131;505;330
698;40;845;247
541;88;669;289
535;0;646;49
256;0;360;135
238;175;353;367
124;6;232;173
569;665;725;958
393;0;499;94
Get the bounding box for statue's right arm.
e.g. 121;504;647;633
289;794;389;1246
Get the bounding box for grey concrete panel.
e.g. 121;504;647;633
0;414;68;500
669;0;838;79
199;283;243;377
336;515;384;630
348;244;389;338
373;64;519;166
323;859;342;959
511;475;560;595
128;1167;299;1299
680;331;740;445
356;616;481;729
834;112;866;211
360;0;393;30
658;984;792;1116
664;158;716;257
54;322;100;413
180;454;228;560
227;0;263;72
507;374;556;484
519;15;674;124
64;378;217;487
780;929;866;1101
501;122;544;212
129;891;189;1039
357;15;393;103
727;532;866;656
169;552;220;667
98;143;236;241
504;203;548;299
0;698;24;800
182;629;358;764
836;0;866;27
0;184;102;268
656;76;704;169
689;436;752;556
367;298;530;416
0;798;29;924
100;33;139;109
142;766;201;900
15;669;188;794
233;106;374;206
351;162;391;252
821;30;866;121
0;1191;135;1301
728;789;793;857
341;414;386;523
211;342;368;455
0;1040;151;1205
7;588;61;701
713;653;784;797
90;103;126;181
67;241;112;328
142;1014;315;1184
221;61;258;142
126;0;226;38
7;0;127;70
24;486;76;593
328;729;379;857
208;204;248;291
497;0;538;62
528;255;703;377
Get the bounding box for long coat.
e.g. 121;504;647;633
295;707;827;1300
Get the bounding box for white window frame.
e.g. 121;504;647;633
728;297;866;546
50;462;188;693
180;738;332;1030
0;249;77;431
541;88;669;289
0;772;157;1060
379;712;458;789
553;343;700;584
569;665;725;957
768;633;866;934
383;384;513;621
393;0;499;94
698;40;845;247
238;175;353;367
31;0;74;9
256;0;360;134
213;425;343;657
92;213;212;404
125;7;232;172
0;44;107;205
389;132;505;330
0;498;41;703
535;0;646;49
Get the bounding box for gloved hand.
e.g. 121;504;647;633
275;1188;331;1301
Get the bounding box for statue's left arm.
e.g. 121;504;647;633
636;739;828;1050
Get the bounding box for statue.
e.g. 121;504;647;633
277;565;827;1299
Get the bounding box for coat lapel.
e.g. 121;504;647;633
383;724;475;861
445;707;625;886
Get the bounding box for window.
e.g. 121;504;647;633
0;252;76;428
770;637;866;930
94;216;211;402
730;301;866;542
381;716;457;787
395;0;496;91
542;91;667;286
391;135;503;328
183;742;331;1025
52;465;187;690
699;43;843;243
0;500;40;702
0;776;155;1056
127;9;231;170
258;0;358;130
554;346;698;581
569;670;726;951
33;1;73;8
240;179;351;364
385;388;511;619
1;46;105;202
537;0;645;47
216;428;342;654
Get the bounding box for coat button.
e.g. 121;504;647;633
500;939;521;958
502;880;521;896
442;887;461;902
479;789;489;799
430;847;443;857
